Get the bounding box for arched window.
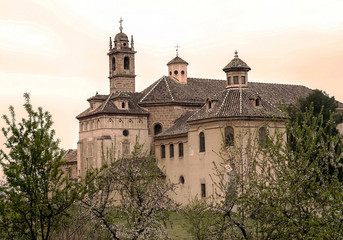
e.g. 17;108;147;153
112;57;116;71
170;144;174;158
199;132;205;152
124;56;130;70
161;145;166;158
259;127;267;148
179;143;184;157
154;124;162;136
225;126;234;146
121;102;125;108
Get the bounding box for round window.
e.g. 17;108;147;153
174;70;178;75
123;43;127;46
179;176;185;184
181;70;185;75
169;71;172;76
123;129;129;136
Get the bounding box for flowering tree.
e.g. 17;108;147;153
81;140;177;240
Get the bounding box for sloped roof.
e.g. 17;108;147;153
62;149;77;163
223;53;251;72
188;83;312;122
167;56;188;65
156;111;195;138
77;92;149;119
140;76;226;105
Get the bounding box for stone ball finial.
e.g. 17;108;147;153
234;50;238;58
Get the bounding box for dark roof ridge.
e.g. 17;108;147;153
187;77;225;82
249;81;309;88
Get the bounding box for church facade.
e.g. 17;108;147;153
73;22;313;204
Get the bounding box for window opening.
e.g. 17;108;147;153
124;56;130;70
241;76;246;84
154;124;162;135
161;145;166;158
179;143;184;157
234;76;239;84
170;144;174;158
123;129;129;136
201;184;206;198
225;126;234;146
199;132;205;152
179;176;185;184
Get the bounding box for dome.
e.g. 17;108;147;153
114;32;128;42
223;52;251;72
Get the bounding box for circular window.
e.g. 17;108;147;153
179;176;185;184
174;70;178;75
123;129;129;136
123;43;127;46
181;70;185;75
169;71;172;76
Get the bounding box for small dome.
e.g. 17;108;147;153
167;56;189;66
223;51;251;72
114;32;128;42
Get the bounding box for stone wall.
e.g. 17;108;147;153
144;105;200;136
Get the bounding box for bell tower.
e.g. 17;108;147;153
108;18;136;93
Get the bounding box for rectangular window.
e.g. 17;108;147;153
241;76;246;84
179;143;184;157
170;144;174;158
199;132;205;152
201;184;206;198
233;76;239;84
227;76;231;85
161;145;165;159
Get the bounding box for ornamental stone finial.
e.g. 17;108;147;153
234;50;238;58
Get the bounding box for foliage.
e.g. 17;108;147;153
0;93;81;240
81;138;178;240
242;105;343;239
287;89;343;179
182;196;217;240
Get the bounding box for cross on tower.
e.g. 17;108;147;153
175;44;180;57
119;18;123;32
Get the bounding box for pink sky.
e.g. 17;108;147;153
1;0;343;151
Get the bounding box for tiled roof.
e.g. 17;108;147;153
223;54;251;72
140;76;226;105
77;92;149;119
62;149;77;163
167;56;188;65
156;111;195;138
188;83;312;121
